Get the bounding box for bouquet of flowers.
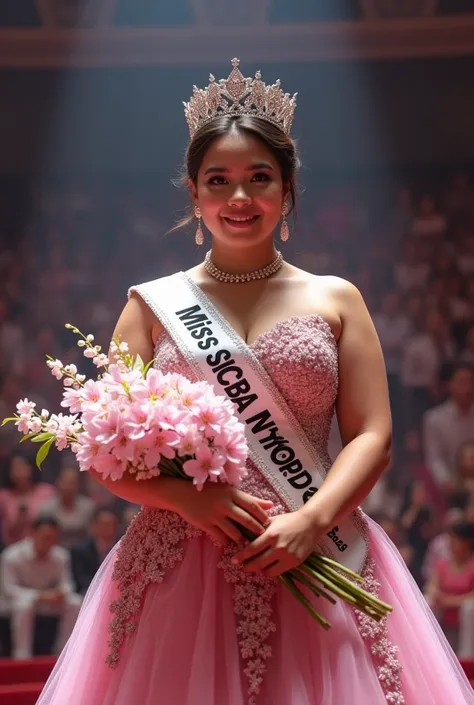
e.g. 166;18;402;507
2;324;392;629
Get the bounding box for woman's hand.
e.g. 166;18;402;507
175;482;273;544
231;510;322;578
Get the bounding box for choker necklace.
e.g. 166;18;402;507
204;250;283;283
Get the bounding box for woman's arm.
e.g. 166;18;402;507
300;279;392;531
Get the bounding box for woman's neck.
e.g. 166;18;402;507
208;241;279;276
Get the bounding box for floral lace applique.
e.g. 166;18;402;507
219;544;277;705
106;507;200;668
356;557;405;705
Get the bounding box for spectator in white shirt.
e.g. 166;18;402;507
401;310;455;427
423;364;474;488
0;517;82;660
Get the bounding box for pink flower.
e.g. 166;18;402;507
143;427;178;467
183;446;225;489
93;452;127;481
113;432;140;463
93;353;109;369
75;433;103;471
89;406;123;445
222;461;248;486
47;359;64;380
194;401;227;437
29;417;43;434
15;415;32;434
16;399;36;415
122;403;152;441
61;387;84;414
175;425;202;457
215;426;248;466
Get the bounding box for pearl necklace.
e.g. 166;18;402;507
204;250;283;283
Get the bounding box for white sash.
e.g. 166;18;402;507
129;272;368;573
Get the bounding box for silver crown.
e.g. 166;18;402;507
183;58;297;139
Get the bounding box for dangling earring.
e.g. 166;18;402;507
280;202;290;242
194;206;204;246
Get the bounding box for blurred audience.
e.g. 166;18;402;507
70;507;119;595
0;517;81;659
425;522;474;658
0;454;56;547
37;468;95;548
423;364;474;489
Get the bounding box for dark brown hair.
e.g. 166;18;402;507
173;115;300;230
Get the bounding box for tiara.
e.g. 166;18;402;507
183;58;297;140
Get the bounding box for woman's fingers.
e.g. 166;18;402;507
257;498;274;509
235;492;272;526
206;526;229;545
217;518;245;544
243;547;277;572
230;506;268;538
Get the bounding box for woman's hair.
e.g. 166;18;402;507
173;115;300;230
450;521;474;546
2;452;40;489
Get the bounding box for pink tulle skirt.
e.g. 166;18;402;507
37;516;474;705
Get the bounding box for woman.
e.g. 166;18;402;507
0;453;55;546
425;522;474;658
38;60;474;705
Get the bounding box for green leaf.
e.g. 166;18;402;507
143;359;154;375
133;354;144;371
20;432;40;443
36;437;55;470
30;432;55;443
1;417;18;426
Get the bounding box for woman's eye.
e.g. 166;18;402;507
252;172;270;182
208;176;227;185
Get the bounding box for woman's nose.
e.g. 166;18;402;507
228;184;252;206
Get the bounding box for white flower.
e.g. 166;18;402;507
86;334;94;342
93;353;109;369
83;348;96;359
76;374;86;383
77;340;86;347
118;342;129;353
64;364;78;375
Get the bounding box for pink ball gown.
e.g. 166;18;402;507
37;314;474;705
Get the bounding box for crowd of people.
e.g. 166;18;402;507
0;171;473;659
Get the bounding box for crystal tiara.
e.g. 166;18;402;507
183;58;297;140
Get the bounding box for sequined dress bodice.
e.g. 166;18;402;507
154;313;339;475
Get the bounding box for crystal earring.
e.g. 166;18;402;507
194;206;204;246
280;203;290;242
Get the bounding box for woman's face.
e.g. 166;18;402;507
192;129;286;246
9;456;33;491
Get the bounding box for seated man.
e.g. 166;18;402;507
70;507;119;595
0;516;82;659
